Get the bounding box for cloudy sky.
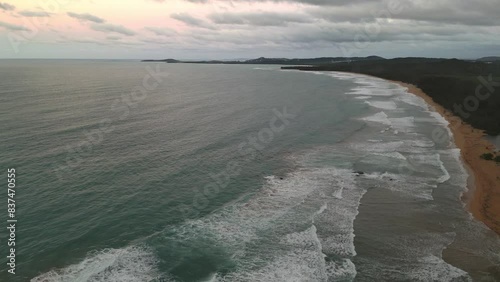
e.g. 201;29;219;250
0;0;498;59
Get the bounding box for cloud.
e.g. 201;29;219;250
90;23;136;36
67;12;105;23
183;0;375;6
145;26;177;36
2;0;500;59
305;0;500;26
0;2;14;11
171;13;204;26
140;37;173;45
73;38;106;44
67;12;136;37
182;0;500;26
141;0;500;60
106;35;122;40
0;20;29;31
19;10;51;17
209;11;312;26
156;0;209;2
56;35;141;47
390;0;500;26
171;13;215;29
175;18;490;53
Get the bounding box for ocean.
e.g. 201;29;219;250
1;60;499;281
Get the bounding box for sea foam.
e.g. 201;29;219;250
164;163;363;281
364;100;398;110
31;246;161;282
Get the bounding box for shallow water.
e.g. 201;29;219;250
0;61;499;281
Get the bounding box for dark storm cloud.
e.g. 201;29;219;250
67;12;105;23
90;23;136;36
0;2;14;11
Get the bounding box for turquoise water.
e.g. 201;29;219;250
1;61;499;281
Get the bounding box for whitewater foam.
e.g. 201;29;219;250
348;86;394;97
428;111;449;126
373;152;407;160
163;165;364;281
364;100;398;110
436;154;451;183
31;246;160;282
361;111;391;125
396;92;429;109
389;116;415;129
407;153;451;184
407;255;471;281
215;225;328;282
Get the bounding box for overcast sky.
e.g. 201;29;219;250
0;0;498;59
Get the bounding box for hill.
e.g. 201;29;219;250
141;56;385;65
477;56;500;62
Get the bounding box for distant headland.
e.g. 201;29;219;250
141;56;385;65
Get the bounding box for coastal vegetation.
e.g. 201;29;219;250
482;153;494;160
480;153;500;164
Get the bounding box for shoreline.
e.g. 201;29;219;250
395;81;500;235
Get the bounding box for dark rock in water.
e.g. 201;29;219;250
354;171;364;175
279;177;284;180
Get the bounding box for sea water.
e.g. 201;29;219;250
0;60;499;281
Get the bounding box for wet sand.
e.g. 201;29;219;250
396;82;500;235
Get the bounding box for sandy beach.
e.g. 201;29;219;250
396;82;500;235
